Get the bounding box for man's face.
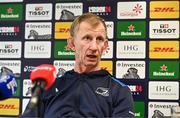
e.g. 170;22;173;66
72;21;108;68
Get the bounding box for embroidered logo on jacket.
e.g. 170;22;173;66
95;87;109;97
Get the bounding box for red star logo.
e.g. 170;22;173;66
160;64;167;71
133;4;143;14
7;8;13;14
128;24;135;31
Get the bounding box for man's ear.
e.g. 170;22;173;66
103;40;109;51
67;36;75;51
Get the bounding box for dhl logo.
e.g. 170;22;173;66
150;1;179;18
0;104;18;109
153;7;176;12
58;28;70;33
149;41;179;59
153;47;176;52
100;61;112;74
55;22;72;39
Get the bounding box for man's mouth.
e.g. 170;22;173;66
86;54;97;59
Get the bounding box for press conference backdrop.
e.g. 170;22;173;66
0;0;179;117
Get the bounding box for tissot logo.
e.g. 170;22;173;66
0;98;19;115
117;2;146;19
148;102;179;117
25;22;52;40
55;3;83;20
24;41;51;58
0;4;23;21
116;61;145;79
149;81;179;100
89;6;111;15
0;41;21;58
150;21;179;39
149;61;179;80
150;1;179;18
116;41;146;59
149;41;179;59
26;4;52;20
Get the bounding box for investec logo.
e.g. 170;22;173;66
149;61;179;80
24;41;51;58
0;41;21;58
0;60;21;74
116;61;145;79
0;26;20;36
148;102;179;117
23;79;32;97
117;21;146;39
26;3;52;20
54;41;74;59
105;21;114;39
116;41;146;59
150;1;179;18
54;60;75;77
55;22;71;39
128;85;143;95
88;5;111;15
150;21;179;39
149;81;179;100
117;2;146;19
149;41;179;59
0;4;22;20
55;3;83;20
0;98;19;116
25;22;52;40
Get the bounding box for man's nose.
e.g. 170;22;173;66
89;39;98;50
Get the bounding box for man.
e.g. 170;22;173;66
22;13;134;117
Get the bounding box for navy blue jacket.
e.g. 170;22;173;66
22;69;134;118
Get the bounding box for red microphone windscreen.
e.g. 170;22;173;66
30;64;56;90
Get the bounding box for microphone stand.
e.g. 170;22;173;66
28;79;46;118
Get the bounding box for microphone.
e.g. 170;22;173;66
28;64;56;110
0;67;17;100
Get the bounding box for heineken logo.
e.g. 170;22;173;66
160;64;167;71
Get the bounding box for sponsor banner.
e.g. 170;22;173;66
25;22;52;40
0;4;23;21
26;3;52;20
88;3;113;19
54;41;75;59
54;60;75;77
149;21;179;39
150;1;179;19
117;21;146;39
105;21;114;39
116;61;145;79
0;60;21;74
116;41;146;59
134;101;145;118
24;41;51;58
99;61;112;74
101;41;113;59
55;3;83;21
0;0;23;2
13;79;20;97
0;23;22;39
23;79;32;97
55;22;72;39
149;41;179;59
117;2;146;19
149;81;179;100
0;41;21;58
126;82;146;99
0;98;19;116
22;99;30;114
148;102;179;117
149;61;179;80
23;60;52;79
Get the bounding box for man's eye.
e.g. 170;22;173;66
97;37;104;42
84;36;91;41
